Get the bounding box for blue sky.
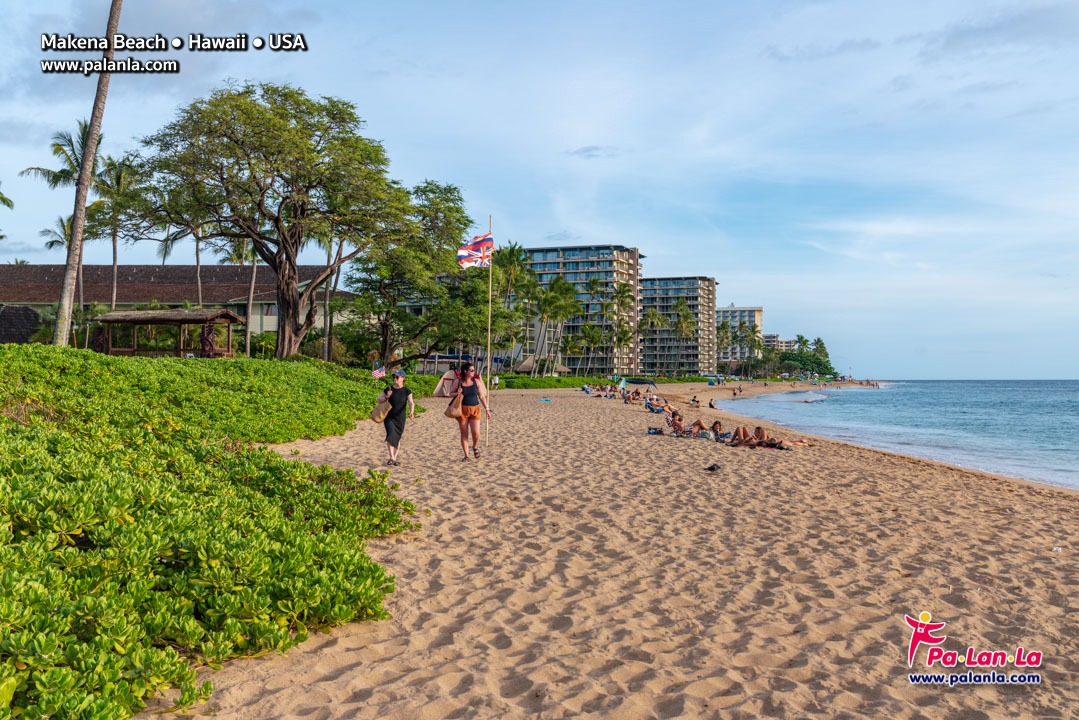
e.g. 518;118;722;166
2;1;1077;378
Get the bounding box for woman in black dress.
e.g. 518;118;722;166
379;369;414;466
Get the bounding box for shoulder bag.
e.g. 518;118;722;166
370;389;392;423
445;391;463;419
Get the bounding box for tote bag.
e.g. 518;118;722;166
444;392;463;419
370;392;392;423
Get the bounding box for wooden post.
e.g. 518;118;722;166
107;324;112;354
227;322;233;357
132;324;137;352
485;215;493;447
178;324;184;355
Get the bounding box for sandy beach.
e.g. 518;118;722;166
145;384;1079;719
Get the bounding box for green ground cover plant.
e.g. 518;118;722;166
0;345;421;719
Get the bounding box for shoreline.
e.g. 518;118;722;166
653;380;1077;494
143;385;1079;719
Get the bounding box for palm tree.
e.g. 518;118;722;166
513;271;539;367
21;120;106;334
156;221;210;306
50;0;125;345
716;320;732;377
641;307;667;376
796;334;809;354
531;286;559;377
8;259;28;265
586;276;605;313
672;298;695;376
614;320;633;375
92;155;139;309
579;322;602;377
40;214;102;311
0;181;13;241
216;237;259;357
611;282;635;371
559;332;581;374
596;299;615;374
762;346;779;378
20;120;103;190
309;226;341;361
734;321;750;378
811;337;828;359
745;323;763;378
494;241;529;309
546;276;582;374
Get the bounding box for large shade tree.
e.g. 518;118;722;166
341;181;514;370
137;82;396;357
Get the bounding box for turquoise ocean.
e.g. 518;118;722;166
716;380;1079;490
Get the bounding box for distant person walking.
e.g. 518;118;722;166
379;369;414;466
493;374;500;390
455;362;490;461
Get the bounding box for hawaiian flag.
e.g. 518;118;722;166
457;232;494;268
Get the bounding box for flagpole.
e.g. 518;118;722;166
485;215;493;447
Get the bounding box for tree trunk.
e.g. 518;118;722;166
110;229;118;309
53;0;123;346
194;229;203;307
272;261;315;359
328;238;344;359
531;318;547;378
322;275;331;361
245;258;256;357
77;241;84;313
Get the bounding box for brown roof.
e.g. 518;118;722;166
0;265;354;305
97;308;243;325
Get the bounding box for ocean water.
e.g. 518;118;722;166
716;381;1079;490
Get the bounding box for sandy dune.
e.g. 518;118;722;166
144;385;1079;719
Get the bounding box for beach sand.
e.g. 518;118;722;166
143;385;1079;719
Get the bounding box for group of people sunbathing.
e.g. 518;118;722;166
643;392;808;449
581;383;810;450
582;383;645;401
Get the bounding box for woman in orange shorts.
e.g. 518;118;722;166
456;362;490;461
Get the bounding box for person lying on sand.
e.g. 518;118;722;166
730;426;810;449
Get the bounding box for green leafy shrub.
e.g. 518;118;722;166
0;345;420;718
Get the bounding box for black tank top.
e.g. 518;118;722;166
461;380;480;406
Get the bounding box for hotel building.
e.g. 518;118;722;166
639;276;717;375
716;304;764;364
521;245;642;375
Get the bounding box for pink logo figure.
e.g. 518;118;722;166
905;611;947;667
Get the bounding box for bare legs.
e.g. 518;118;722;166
459;416;480;459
